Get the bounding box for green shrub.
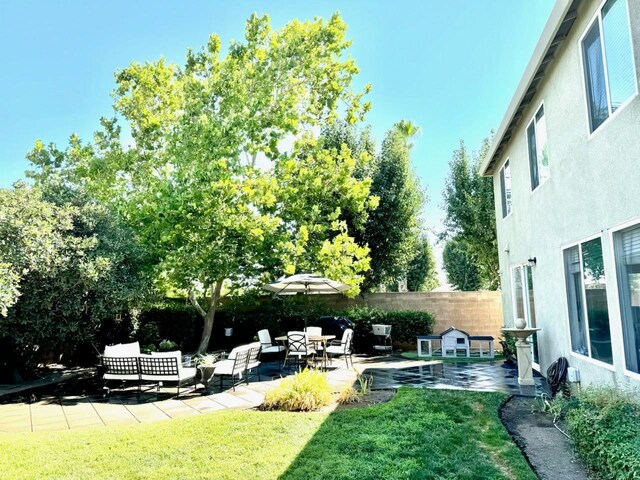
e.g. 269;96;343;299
344;306;435;352
262;368;332;411
136;295;436;354
499;332;517;361
564;387;640;479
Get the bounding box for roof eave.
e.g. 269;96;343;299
480;0;580;177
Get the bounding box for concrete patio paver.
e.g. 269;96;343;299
3;356;520;433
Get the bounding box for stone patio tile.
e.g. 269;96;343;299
91;402;139;424
66;416;104;429
0;421;31;433
124;403;170;423
154;399;200;419
208;391;252;409
231;386;264;405
181;396;225;413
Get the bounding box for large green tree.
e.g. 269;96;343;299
363;121;425;290
442;238;481;291
30;14;375;353
442;138;499;289
406;235;439;292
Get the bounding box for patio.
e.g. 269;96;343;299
0;355;540;433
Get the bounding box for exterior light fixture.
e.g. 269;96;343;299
527;257;537;267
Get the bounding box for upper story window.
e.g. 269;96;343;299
581;0;637;133
499;159;512;218
526;104;549;190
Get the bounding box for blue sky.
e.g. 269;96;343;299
0;1;554;233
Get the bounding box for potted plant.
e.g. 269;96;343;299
195;353;219;394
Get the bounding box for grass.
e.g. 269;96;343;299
0;389;534;480
401;351;505;363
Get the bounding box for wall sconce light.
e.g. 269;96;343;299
527;257;537;267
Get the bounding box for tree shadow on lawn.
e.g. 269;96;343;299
279;388;537;480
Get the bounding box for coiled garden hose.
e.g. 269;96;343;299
547;357;569;397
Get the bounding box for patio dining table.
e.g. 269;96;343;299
275;334;336;369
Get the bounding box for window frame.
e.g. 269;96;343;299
578;0;639;137
609;217;640;379
499;158;512;219
526;100;550;192
561;233;615;369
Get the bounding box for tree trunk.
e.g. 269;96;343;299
190;279;224;354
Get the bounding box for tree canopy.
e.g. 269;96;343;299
441;138;499;290
28;13;376;353
442;238;482;291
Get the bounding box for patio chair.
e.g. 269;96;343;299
284;331;316;370
101;341;142;394
372;324;393;354
139;350;197;397
257;329;285;355
326;328;354;368
213;345;251;391
304;326;324;351
245;342;262;381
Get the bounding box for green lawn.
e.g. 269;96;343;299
0;389;534;480
401;351;506;363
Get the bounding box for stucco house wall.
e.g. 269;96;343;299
491;0;640;387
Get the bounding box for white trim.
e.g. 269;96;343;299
560;231;604;251
579;0;639;137
481;0;575;176
570;351;617;371
623;368;640;381
607;218;640;376
561;232;615;366
608;215;640;234
499;159;513;219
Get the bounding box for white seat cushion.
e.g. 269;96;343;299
326;346;346;354
213;359;237;376
104;341;140;357
103;373;139;381
262;345;284;354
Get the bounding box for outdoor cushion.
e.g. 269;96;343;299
104;341;140;357
262;345;284;354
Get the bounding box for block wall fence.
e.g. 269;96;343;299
309;291;504;341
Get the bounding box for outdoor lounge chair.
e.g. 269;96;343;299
284;331;316;370
372;324;393;354
245;342;262;381
257;329;285;355
304;326;324;351
326;328;354;368
101;341;142;394
137;350;197;397
213;345;251;391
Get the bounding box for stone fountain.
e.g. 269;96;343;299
502;321;540;386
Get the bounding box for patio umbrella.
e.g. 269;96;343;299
263;273;351;296
263;273;351;329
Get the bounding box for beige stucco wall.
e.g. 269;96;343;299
491;0;640;388
310;291;504;341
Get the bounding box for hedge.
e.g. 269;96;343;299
131;297;436;354
562;387;640;480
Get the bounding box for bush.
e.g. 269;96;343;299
262;368;332;411
563;387;640;479
135;295;436;354
344;306;435;352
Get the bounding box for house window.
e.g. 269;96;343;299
526;104;549;190
563;237;613;364
613;224;640;374
581;0;637;133
499;160;512;218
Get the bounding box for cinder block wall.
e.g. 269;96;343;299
309;291;504;341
